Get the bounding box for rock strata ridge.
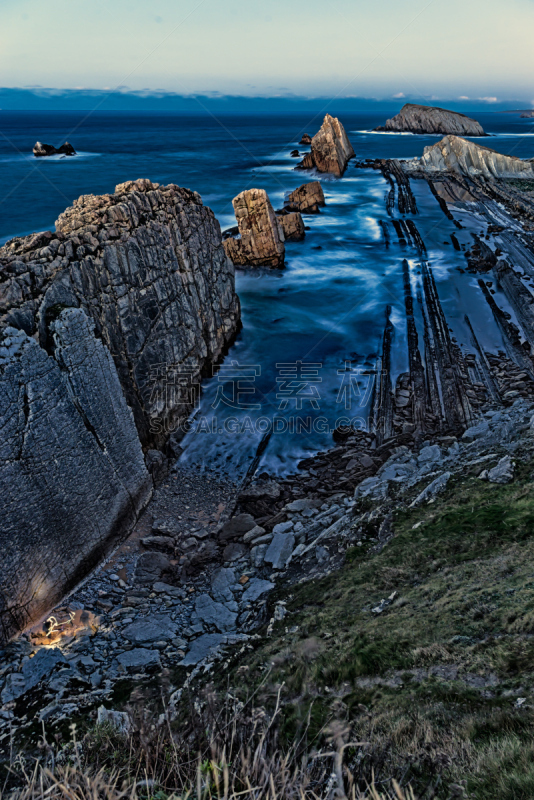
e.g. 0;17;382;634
0;178;240;643
416;135;534;179
374;104;486;136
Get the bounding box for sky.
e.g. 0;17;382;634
1;0;534;103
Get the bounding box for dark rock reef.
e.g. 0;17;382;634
0;179;240;643
297;114;354;176
374;103;486;136
33;141;77;157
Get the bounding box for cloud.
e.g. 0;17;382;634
393;92;405;98
479;96;498;103
458;95;469;100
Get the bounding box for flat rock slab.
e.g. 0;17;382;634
122;615;177;643
180;633;249;667
152;582;186;598
193;594;237;632
117;648;161;671
264;533;295;569
210;567;236;602
242;579;275;604
1;647;67;702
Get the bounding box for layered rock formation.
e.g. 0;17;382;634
287;181;326;214
276;211;305;241
0;179;240;642
520;111;534;118
418;135;534;179
297;115;354;177
374;104;486;136
33;142;76;157
223;189;285;268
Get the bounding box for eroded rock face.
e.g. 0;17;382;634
287;181;326;214
0;179;240;643
277;211;305;241
375;104;486;136
298;115;355;177
419;135;534;179
223;188;285;268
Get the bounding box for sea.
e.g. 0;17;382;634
1;110;533;476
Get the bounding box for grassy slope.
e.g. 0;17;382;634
201;465;534;799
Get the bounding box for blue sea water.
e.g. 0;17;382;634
1;110;533;475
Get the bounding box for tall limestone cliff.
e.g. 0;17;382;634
418;135;534;179
375;104;486;136
297;115;354;177
0;179;240;642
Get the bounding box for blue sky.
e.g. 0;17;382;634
2;0;534;103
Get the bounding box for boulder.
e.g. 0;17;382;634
238;480;281;502
374;104;486;136
219;513;257;542
193;594;237;631
287;181;326;214
122;615;177;643
297;115;354;177
419;136;534;180
487;456;515;484
300;133;312;144
223;188;285;268
33;141;77;157
134;552;171;585
277;211;305;242
290;149;300;157
117;648;161;672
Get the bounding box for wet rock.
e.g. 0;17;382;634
374;104;486;136
134;552;171;585
300;134;312;145
33;141;77;157
193;595;237;632
117;648;161;672
223;188;285;268
290;149;300;157
287;181;326;214
264;533;295;570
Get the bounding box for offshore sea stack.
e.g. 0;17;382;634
0;179;240;643
33;141;77;157
375;104;487;136
298;114;355;176
287;181;326;214
223;188;286;268
418;135;534;179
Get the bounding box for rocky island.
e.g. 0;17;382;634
33;141;77;157
374;103;487;136
297;114;354;176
